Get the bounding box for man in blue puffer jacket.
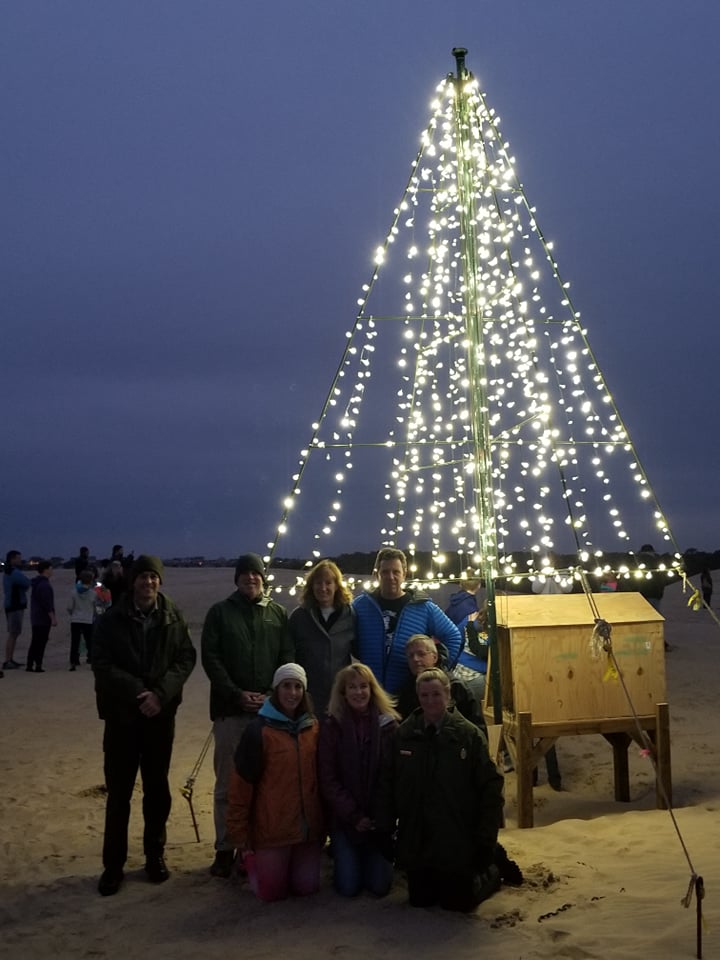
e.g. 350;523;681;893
352;548;463;694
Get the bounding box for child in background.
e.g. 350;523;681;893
67;568;97;669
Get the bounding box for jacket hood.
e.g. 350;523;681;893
259;698;314;733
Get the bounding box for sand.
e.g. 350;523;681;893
1;567;718;959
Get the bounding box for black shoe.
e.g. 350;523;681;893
26;666;35;672
98;868;124;896
35;667;45;673
145;855;170;883
209;849;235;878
472;863;502;905
496;843;524;887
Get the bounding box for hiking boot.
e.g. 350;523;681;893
210;850;235;878
98;868;124;896
145;855;170;884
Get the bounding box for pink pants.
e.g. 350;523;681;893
246;841;322;902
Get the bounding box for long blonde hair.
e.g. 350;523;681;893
327;663;400;722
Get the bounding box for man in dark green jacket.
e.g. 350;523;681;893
92;555;196;897
201;552;293;877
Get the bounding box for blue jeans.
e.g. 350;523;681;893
331;827;393;897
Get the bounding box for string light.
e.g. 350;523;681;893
267;57;682;586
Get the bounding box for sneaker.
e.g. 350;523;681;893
69;665;77;671
210;849;235;878
3;660;20;670
145;854;170;884
98;868;124;896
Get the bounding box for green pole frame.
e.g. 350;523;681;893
451;47;502;726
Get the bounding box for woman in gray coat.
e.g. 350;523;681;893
289;560;355;716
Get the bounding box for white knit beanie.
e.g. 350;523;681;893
272;663;307;689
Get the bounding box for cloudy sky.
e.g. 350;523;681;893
2;1;719;562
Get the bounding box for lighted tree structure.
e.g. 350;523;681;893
268;48;682;594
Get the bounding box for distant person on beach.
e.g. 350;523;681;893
318;663;399;898
531;554;574;595
700;568;713;608
27;560;57;672
102;560;127;605
634;544;666;614
289;559;354;716
227;663;325;902
3;549;31;670
74;546;92;580
67;568;97;669
352;547;463;695
92;555;196;897
201;552;293;879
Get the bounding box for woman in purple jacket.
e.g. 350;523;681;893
318;663;400;897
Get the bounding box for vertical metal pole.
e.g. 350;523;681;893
451;48;502;725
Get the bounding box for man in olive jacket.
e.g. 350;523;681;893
93;555;196;897
201;552;293;877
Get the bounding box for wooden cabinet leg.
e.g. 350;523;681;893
517;712;534;828
604;732;631;801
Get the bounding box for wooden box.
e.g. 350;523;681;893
492;592;665;724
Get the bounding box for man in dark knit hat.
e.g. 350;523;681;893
92;554;196;897
201;552;293;877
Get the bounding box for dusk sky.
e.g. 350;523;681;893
3;1;719;562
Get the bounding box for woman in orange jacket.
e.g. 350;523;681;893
226;663;325;901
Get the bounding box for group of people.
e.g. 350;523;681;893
90;546;518;911
1;546;129;676
2;550;57;674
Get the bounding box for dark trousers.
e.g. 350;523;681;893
70;622;94;665
27;624;51;669
102;715;175;870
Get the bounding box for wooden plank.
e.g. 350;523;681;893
515;712;535;829
494;591;665;627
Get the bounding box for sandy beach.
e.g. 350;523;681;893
1;567;718;959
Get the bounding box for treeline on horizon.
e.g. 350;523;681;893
9;547;717;581
273;547;717;583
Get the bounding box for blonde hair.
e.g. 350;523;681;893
327;663;400;722
405;633;437;656
301;559;353;609
415;667;451;694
